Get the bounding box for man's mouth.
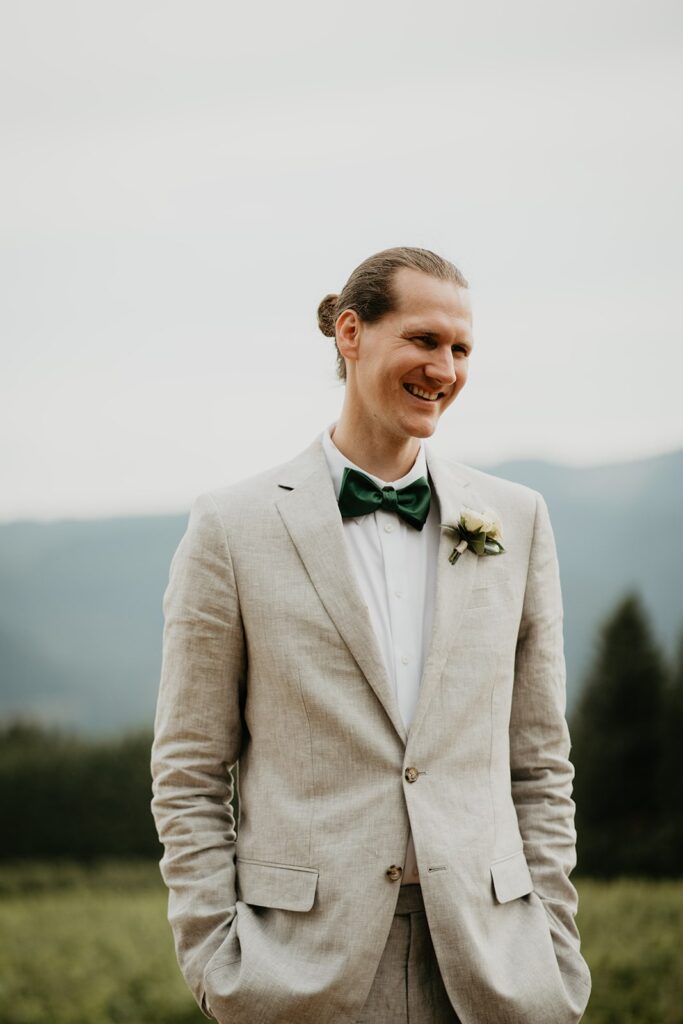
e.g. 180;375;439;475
403;383;444;403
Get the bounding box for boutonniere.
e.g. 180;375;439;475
440;506;506;565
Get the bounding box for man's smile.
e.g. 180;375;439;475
403;382;445;403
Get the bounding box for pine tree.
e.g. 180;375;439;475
570;591;668;877
658;625;683;875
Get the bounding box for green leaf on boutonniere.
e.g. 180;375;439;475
471;533;486;556
483;537;505;555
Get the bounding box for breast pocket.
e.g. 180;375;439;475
236;857;319;911
465;575;513;613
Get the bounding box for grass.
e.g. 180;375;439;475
0;862;682;1023
0;860;200;1024
576;878;683;1024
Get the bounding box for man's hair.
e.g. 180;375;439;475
317;246;468;382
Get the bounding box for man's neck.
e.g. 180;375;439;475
331;417;422;483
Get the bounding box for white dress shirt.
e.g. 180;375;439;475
321;420;440;884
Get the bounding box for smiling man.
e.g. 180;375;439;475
151;246;592;1024
326;263;472;483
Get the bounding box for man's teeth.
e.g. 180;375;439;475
405;383;441;402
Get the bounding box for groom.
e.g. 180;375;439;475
151;246;591;1024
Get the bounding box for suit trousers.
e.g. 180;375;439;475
354;884;461;1024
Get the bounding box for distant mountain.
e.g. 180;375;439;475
1;450;681;735
484;448;683;699
0;516;186;734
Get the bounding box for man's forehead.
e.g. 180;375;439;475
397;296;473;335
392;269;471;319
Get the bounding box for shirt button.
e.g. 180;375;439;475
394;589;402;598
401;655;409;665
384;523;394;533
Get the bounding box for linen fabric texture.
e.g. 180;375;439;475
150;429;592;1024
354;883;460;1024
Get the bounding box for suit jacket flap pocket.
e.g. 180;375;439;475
490;849;534;903
236;857;319;911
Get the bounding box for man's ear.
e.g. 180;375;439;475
335;309;362;365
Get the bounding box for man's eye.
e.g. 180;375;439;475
413;336;469;355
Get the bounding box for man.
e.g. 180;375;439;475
150;246;592;1024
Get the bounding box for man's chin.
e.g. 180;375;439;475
396;413;439;440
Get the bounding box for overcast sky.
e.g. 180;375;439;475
2;0;682;521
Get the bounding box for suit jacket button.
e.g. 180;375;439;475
404;766;419;783
386;865;403;881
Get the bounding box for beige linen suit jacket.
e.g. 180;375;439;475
150;430;592;1024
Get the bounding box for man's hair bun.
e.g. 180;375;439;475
317;293;339;338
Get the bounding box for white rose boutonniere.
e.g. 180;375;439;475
440;505;505;565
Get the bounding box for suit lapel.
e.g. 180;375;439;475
275;435;408;745
274;433;489;749
406;447;483;743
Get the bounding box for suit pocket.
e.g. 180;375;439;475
490;849;534;903
464;576;513;613
236;857;319;911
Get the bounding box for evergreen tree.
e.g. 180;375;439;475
0;722;162;859
570;591;667;877
659;625;683;875
0;719;240;860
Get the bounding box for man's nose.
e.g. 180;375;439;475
424;349;457;385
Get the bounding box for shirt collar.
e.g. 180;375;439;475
321;420;428;501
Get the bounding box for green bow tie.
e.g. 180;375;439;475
337;467;431;531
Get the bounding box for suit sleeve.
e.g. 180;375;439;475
150;491;246;1019
510;490;592;1002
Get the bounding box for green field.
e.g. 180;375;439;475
0;862;681;1024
